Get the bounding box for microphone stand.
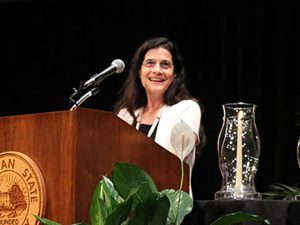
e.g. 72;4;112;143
69;85;99;111
69;65;118;110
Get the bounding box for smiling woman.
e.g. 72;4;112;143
114;37;207;197
140;48;175;104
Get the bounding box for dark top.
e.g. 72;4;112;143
139;122;159;140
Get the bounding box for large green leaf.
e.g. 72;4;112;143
72;223;90;225
112;162;158;203
34;215;88;225
90;176;140;225
100;176;124;212
35;215;89;225
90;178;110;225
161;189;193;225
34;215;62;225
128;193;170;225
104;187;138;225
211;211;271;225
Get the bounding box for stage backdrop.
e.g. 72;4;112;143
0;0;299;200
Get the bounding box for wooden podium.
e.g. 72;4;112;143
0;107;189;224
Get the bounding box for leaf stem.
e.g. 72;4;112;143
175;135;185;224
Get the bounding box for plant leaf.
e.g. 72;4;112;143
105;192;134;225
262;183;300;200
211;211;271;225
161;189;193;225
34;215;62;225
90;176;128;225
128;193;170;225
90;178;109;225
112;162;158;207
276;183;300;192
101;176;124;212
170;120;195;159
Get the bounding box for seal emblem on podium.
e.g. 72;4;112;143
0;151;46;225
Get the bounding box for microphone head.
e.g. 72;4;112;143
112;59;125;73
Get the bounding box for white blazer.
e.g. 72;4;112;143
117;100;202;195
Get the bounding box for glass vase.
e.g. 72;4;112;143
297;137;300;169
296;137;300;200
215;102;262;200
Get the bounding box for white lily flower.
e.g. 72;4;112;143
170;120;195;160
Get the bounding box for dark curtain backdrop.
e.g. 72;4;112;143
1;0;299;200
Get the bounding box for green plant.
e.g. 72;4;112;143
35;161;193;225
262;183;300;200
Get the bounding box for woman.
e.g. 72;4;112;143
114;37;206;193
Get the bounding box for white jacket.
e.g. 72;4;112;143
117;100;202;195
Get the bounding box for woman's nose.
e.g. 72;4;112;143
152;63;163;72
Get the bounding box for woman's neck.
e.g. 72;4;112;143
145;101;164;112
145;94;164;111
140;100;164;125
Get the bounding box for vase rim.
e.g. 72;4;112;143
223;102;257;108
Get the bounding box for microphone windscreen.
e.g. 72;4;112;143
112;59;125;73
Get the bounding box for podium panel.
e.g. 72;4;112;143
0;108;189;224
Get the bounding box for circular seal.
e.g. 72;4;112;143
0;151;46;225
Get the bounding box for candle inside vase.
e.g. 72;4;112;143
235;111;243;189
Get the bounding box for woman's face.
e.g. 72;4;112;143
140;48;175;98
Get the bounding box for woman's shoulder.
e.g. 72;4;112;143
117;108;129;117
171;99;200;110
117;107;142;121
161;100;201;118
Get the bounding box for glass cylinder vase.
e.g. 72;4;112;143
296;137;300;200
215;102;262;200
297;137;300;169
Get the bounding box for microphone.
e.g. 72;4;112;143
83;59;125;88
